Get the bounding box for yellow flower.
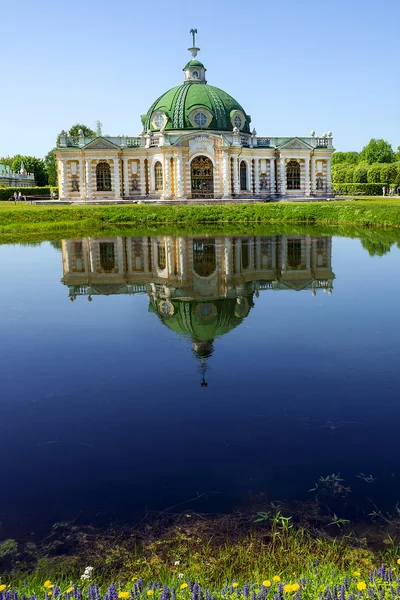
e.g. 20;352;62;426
357;582;367;591
44;582;54;590
48;593;53;597
291;585;299;592
66;588;74;594
132;578;138;583
0;586;6;593
397;559;400;565
263;581;271;588
283;585;292;593
353;571;361;577
147;592;154;597
273;577;281;583
118;593;130;599
180;584;188;590
232;583;239;589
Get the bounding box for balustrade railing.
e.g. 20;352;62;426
240;136;250;147
259;281;274;290
257;138;271;147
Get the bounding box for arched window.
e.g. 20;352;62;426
240;161;247;191
157;242;166;269
154;161;163;191
287;239;302;269
286;160;300;190
99;242;115;271
96;162;111;191
193;239;216;277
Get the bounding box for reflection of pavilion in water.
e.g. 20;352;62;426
62;235;334;383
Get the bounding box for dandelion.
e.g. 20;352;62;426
291;585;299;592
397;559;400;565
357;582;367;591
132;578;138;583
232;583;239;589
180;584;188;591
353;572;361;577
44;582;54;590
273;577;281;583
147;592;154;597
66;588;74;594
0;586;6;593
48;593;53;597
283;585;292;593
118;593;130;599
263;581;271;588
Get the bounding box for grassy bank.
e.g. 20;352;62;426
2;200;400;240
1;511;400;597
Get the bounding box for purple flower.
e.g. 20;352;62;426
161;586;170;600
244;584;249;599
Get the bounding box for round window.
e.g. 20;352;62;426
153;112;165;129
193;112;208;127
234;115;242;129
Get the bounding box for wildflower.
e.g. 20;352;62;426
180;584;188;590
147;592;154;597
118;593;130;599
263;581;271;588
283;585;292;593
357;582;367;591
291;585;299;592
178;575;184;579
397;559;400;565
132;578;138;583
66;588;74;594
174;561;180;566
0;586;6;593
273;577;281;583
48;593;53;597
353;572;361;577
232;583;239;589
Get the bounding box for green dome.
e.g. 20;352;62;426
142;82;251;133
184;59;205;68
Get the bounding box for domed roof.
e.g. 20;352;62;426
141;39;251;133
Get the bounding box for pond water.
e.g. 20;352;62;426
1;231;400;540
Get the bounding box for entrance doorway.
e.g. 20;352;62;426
191;156;214;198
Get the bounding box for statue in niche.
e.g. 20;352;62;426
71;177;79;192
316;176;324;190
131;178;139;191
259;175;268;190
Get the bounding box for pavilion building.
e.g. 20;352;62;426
56;33;334;203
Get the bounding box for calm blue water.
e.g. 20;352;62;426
0;232;399;539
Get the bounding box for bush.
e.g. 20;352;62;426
0;186;51;201
332;183;384;195
367;164;382;183
353;164;368;183
380;163;399;186
50;186;59;197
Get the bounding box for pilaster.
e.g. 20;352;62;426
222;150;230;198
326;158;332;195
85;159;92;199
60;159;67;198
280;158;286;196
270;157;276;194
175;153;184;198
232;155;239;195
123;157;130;197
254;159;260;195
311;157;316;194
139;158;146;196
113;158;121;199
304;157;311;197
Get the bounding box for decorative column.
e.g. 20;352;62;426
255;237;261;270
254;159;260;195
60;159;68;199
311;157;316;194
139;158;146;196
85;159;92;199
166;237;173;274
178;237;186;279
79;157;85;199
163;156;171;199
232;155;239;195
234;238;241;274
281;235;287;271
222;150;230;198
224;237;232;277
122;157;130;197
304;157;311;197
305;235;311;270
326;158;332;195
280;158;286;196
176;153;184;198
270;157;276;195
113;158;121;199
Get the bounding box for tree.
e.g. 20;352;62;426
10;155;48;186
56;123;97;146
359;139;395;164
95;120;103;136
332;151;359;165
0;156;13;168
353;163;368;183
44;149;57;186
360;238;394;257
332;164;355;183
367;163;382;183
380;163;398;186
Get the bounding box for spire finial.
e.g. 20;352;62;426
188;28;200;58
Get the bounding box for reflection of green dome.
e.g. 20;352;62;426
142;83;251;133
149;297;254;348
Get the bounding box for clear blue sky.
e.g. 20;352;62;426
1;0;399;158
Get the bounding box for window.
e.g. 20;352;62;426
286;160;300;190
241;239;250;269
287;239;302;269
192;70;199;79
240;161;247;191
153;112;165;129
193;239;216;276
193;111;208;127
157;242;166;269
99;242;115;271
234;115;242;129
154;161;163;190
96;162;111;191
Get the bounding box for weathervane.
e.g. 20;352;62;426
188;28;200;58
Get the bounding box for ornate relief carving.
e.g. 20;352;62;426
189;136;214;155
280;138;312;150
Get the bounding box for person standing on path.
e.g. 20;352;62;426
383;186;386;196
397;184;400;196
